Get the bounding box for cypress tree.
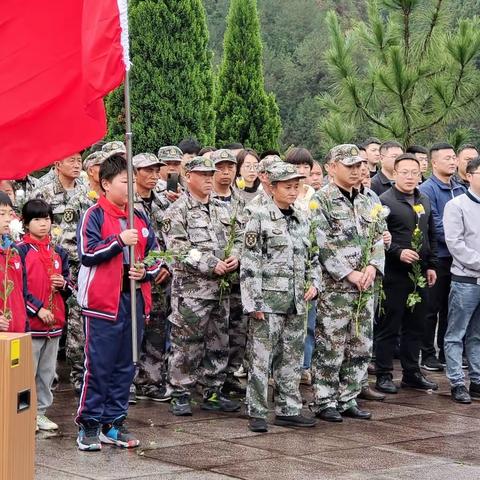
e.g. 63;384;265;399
215;0;281;152
106;0;215;153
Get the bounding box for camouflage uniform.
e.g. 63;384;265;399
240;163;322;419
162;157;242;398
131;152;172;395
310;145;385;414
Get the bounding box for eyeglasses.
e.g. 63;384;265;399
396;170;421;178
469;172;480;176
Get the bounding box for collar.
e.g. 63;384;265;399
392;186;422;202
467;189;480;204
99;195;128;219
186;192;210;211
268;200;301;223
430;174;463;190
379;170;395;185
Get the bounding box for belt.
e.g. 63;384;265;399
452;275;480;285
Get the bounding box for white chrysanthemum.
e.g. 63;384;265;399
9;218;24;241
187;248;202;263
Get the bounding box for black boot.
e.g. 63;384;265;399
469;382;480;399
451;385;471;404
401;372;438;391
375;374;398;394
341;406;372;420
248;417;268;432
316;407;343;422
273;414;317;428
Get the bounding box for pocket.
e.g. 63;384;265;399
263;276;289;292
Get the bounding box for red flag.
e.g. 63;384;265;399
0;0;128;180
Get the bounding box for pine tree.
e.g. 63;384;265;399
106;0;215;153
319;0;480;149
215;0;281;152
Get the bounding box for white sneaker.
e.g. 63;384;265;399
233;365;247;378
37;415;58;431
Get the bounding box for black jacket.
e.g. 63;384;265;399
380;187;438;280
371;170;394;196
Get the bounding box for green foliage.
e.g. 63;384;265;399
320;0;480;148
106;0;215;153
214;0;282;152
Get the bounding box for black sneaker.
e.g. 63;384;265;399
273;414;317;428
469;382;480;399
100;416;140;448
401;372;438;391
128;384;137;405
462;358;469;369
421;356;444;372
316;407;343;423
452;385;471;404
248;417;268;432
170;394;192;416
77;420;101;451
222;376;246;395
136;385;172;403
375;374;398;394
201;389;241;412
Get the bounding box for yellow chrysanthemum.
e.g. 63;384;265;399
370;203;383;219
413;226;421;235
87;190;99;201
309;200;320;211
413;204;425;215
236;177;246;190
51;226;63;238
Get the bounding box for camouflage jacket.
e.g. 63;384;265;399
162;192;242;300
311;182;385;292
240;201;322;315
212;187;247;227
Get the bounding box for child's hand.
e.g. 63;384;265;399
50;274;65;290
129;265;146;281
0;315;10;331
120;229;138;246
38;307;55;326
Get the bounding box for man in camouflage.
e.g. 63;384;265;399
211;149;247;395
240;162;321;432
310;144;385;422
162;156;242;416
132;152;172;402
157;146;184;202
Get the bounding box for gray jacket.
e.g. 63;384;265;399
443;191;480;278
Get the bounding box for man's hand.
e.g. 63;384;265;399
400;249;420;264
224;256;239;273
129;265;146;281
214;260;229;276
382;231;392;248
361;265;377;290
304;286;317;302
0;315;10;331
120;229;138;246
251;312;265;320
154;267;171;285
427;269;437;287
346;270;364;291
165;191;181;203
50;274;65;290
38;307;55;326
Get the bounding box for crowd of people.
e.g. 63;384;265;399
0;136;479;452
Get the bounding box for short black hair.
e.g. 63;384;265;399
466;156;480;174
406;145;428;155
285;147;314;168
22;199;53;226
223;142;244;150
380;140;404;154
198;146;217;156
429;142;454;157
357;144;366;153
362;137;381;148
457;143;478;155
394;153;420;169
260;149;281;159
0;192;13;209
99;154;128;191
178;138;201;155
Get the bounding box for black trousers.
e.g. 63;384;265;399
376;274;427;376
421;257;452;362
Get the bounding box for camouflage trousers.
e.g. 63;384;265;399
135;284;169;389
167;296;230;396
311;289;373;413
246;313;304;419
226;291;248;377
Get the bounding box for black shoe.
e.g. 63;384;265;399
341;406;372;420
136;385;172;403
452;385;471;404
274;414;317;428
201;389;241;412
401;372;438;391
375;375;398;394
462;358;469;369
128;384;137;405
358;386;386;401
170;394;192;416
248;417;268;432
469;382;480;399
222;377;246;395
421;356;444;372
316;407;343;423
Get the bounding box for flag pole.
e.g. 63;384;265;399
124;48;138;364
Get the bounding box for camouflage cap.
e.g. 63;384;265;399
184;156;217;173
258;155;282;174
329;144;364;166
83;151;106;170
101;141;126;161
133;152;165;169
267;162;305;183
157;145;183;163
210;149;237;165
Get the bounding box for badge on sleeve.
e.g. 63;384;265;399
63;209;75;223
161;218;171;234
245;231;258;248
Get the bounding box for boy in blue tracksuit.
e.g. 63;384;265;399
75;154;161;451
